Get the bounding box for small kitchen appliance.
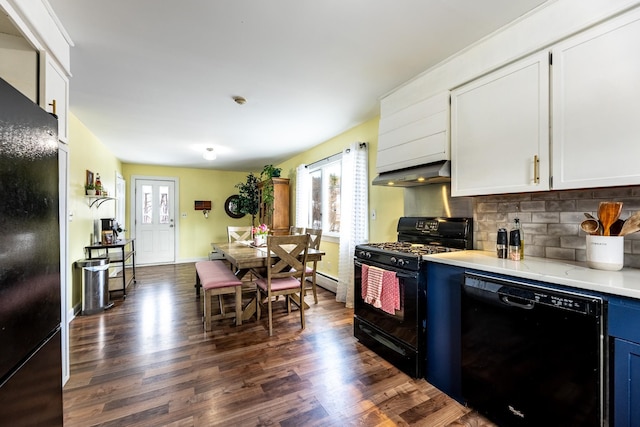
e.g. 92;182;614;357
354;217;472;378
101;218;121;240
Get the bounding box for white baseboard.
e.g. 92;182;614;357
314;272;337;294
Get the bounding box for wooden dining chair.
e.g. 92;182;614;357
252;234;310;336
224;225;255;312
227;225;253;242
304;228;322;304
289;226;306;235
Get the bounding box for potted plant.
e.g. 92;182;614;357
252;223;269;246
85;183;96;196
236;173;260;225
260;164;282;217
261;164;281;179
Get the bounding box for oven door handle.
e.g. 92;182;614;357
355;260;416;279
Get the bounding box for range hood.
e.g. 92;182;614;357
372;161;451;187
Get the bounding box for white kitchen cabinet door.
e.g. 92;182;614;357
451;51;549;197
552;8;640;190
39;51;69;143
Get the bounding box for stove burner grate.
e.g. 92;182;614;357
362;242;459;256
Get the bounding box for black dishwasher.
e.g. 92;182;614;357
461;273;606;427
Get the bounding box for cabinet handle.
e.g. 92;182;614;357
49;99;57;115
533;155;540;184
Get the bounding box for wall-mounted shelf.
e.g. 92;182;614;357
85;195;115;208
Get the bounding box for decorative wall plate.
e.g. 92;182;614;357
224;195;245;218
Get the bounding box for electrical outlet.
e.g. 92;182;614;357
181;212;187;218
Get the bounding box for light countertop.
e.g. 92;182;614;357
424;250;640;300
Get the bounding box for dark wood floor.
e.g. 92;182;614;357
63;263;495;426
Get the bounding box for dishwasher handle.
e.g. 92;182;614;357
464;272;603;316
500;295;534;310
464;273;536;310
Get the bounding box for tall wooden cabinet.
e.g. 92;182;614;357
259;178;290;236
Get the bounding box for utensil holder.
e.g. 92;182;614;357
586;235;624;271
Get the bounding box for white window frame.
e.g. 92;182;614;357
307;153;342;241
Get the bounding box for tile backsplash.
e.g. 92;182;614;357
473;186;640;268
405;184;640;268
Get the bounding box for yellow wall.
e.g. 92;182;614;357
278;116;404;279
68;112;402;297
68;113;122;306
120;164;251;260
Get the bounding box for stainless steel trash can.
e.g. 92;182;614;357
76;258;112;315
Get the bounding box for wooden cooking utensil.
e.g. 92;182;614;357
598;202;624;236
580;219;600;235
611;219;625;236
584;213;603;235
619;211;640;236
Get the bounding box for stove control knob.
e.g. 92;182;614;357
359;251;371;259
397;259;405;266
390;257;397;264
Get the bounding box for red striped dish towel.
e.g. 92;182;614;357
362;264;400;315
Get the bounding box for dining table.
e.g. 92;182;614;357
210;241;325;321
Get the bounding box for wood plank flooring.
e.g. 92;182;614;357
63;263;495;426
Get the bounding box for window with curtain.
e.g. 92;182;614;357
296;142;368;307
308;157;341;236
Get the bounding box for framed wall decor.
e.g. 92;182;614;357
86;170;94;187
224;195;245;219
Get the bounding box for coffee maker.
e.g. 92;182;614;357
101;218;120;240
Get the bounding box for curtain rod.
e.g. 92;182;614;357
306;142;367;168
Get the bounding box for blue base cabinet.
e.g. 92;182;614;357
425;262;640;426
613;338;640;427
609;296;640;427
425;262;464;402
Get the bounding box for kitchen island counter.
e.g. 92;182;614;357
424;250;640;300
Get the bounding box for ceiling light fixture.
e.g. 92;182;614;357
203;147;216;161
232;96;247;105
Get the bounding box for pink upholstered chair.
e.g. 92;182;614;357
251;234;310;336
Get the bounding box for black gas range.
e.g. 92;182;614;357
354;217;473;378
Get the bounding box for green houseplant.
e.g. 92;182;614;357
85;183;96;195
261;164;281;178
260;165;281;217
236;173;260;225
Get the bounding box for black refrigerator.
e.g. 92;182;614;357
0;77;63;425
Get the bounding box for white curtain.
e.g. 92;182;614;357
336;142;368;307
295;163;309;227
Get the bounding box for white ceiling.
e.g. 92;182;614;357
45;0;548;171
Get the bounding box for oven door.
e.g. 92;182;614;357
354;258;426;377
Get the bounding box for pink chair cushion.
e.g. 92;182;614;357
196;261;242;290
255;277;301;292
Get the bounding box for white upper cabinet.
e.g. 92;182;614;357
551;8;640;190
451;51;550;196
40;51;69;142
377;90;450;173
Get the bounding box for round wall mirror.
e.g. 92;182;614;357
224;195;245;218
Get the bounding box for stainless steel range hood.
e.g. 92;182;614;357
372;161;451;187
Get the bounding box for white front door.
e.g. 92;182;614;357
134;178;176;264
